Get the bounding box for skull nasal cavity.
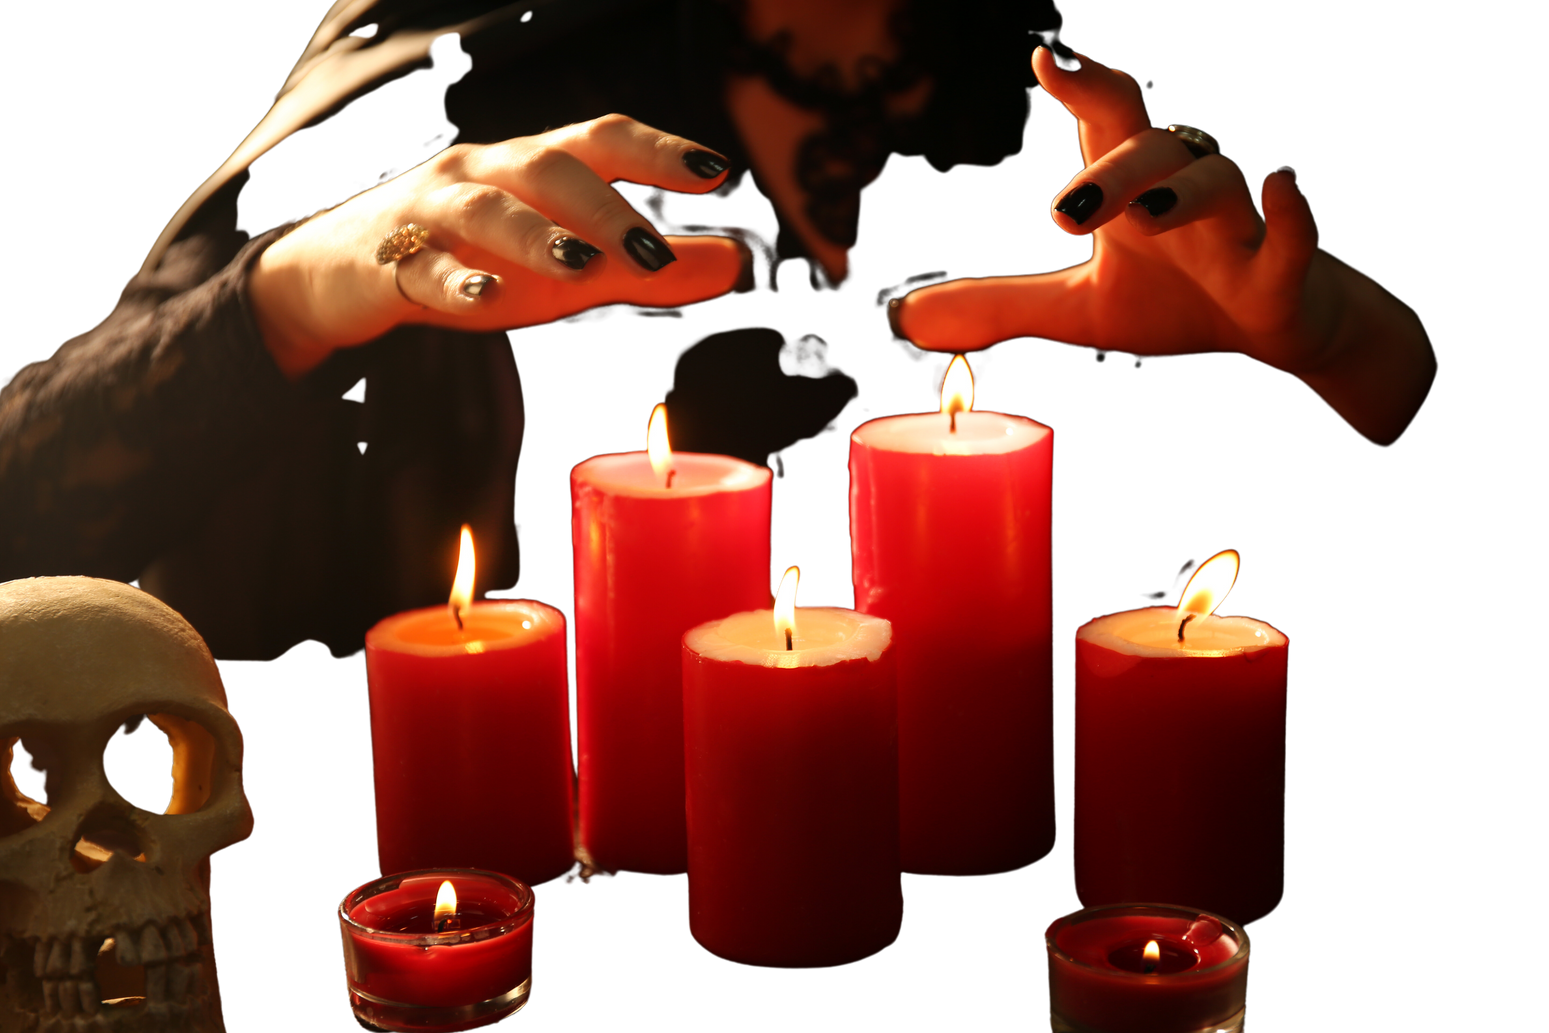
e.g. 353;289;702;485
72;807;147;872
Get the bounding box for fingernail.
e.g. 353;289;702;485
1055;183;1104;226
552;236;602;270
1277;165;1297;180
623;227;676;272
1047;42;1084;72
683;149;730;179
460;273;497;297
887;296;906;339
1130;187;1177;218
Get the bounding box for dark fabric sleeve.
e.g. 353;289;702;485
0;219;298;585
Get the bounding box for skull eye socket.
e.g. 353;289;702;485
103;715;176;814
1;736;51;836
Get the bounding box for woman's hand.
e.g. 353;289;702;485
892;48;1435;444
248;115;746;380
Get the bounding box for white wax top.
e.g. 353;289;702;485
685;606;892;670
851;410;1049;456
572;451;769;498
1079;606;1286;659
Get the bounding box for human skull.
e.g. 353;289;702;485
0;577;253;1031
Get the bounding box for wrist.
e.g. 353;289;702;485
247;233;334;381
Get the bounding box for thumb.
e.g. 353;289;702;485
890;269;1095;352
1258;167;1318;289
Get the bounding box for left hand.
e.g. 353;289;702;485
893;47;1434;443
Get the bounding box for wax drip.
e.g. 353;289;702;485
1177;613;1195;642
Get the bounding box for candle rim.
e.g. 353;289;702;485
572;450;771;498
339;868;534;947
850;410;1050;456
365;598;564;657
1044;903;1250;981
1078;605;1287;659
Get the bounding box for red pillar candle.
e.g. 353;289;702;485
849;354;1054;874
571;405;771;874
1045;903;1250;1033
682;568;901;966
340;868;534;1032
1075;551;1288;924
365;528;576;887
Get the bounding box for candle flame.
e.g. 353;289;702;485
1143;939;1160;974
434;880;457;930
1177;549;1240;620
449;525;475;628
773;566;800;650
647;403;673;487
940;354;975;431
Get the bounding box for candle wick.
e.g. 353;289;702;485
1143;959;1158;975
666;469;676;489
1177;613;1195;642
949;409;957;433
785;628;793;651
434;915;461;933
451;605;464;631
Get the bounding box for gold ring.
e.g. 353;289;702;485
375;223;430;265
1166;125;1221;160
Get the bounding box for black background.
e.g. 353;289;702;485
9;4;1462;1028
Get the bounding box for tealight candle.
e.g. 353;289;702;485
1075;551;1288;924
682;567;901;966
339;868;534;1032
571;403;771;874
365;527;576;887
1045;903;1250;1033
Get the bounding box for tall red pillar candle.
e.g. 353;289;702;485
1045;903;1250;1033
682;572;900;966
572;410;771;874
366;532;575;887
1075;552;1288;924
849;355;1054;874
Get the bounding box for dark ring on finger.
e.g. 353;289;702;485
1166;125;1221;160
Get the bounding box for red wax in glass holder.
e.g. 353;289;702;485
1045;904;1250;1033
339;869;534;1032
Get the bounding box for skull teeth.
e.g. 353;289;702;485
113;929;140;966
44;937;68;977
139;924;168;964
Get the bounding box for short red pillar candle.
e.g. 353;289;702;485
571;406;771;874
1045;903;1250;1033
682;570;901;966
365;529;576;887
339;868;534;1032
1075;551;1288;924
849;355;1054;874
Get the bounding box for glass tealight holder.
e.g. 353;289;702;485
339;869;534;1032
1045;903;1250;1033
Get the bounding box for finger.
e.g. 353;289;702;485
545;113;733;192
1051;127;1198;233
1121;154;1264;245
1257;167;1318;287
394;245;501;313
889;270;1097;352
423;181;605;281
1032;46;1151;163
481;144;678;278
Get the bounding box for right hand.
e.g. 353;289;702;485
248;114;746;379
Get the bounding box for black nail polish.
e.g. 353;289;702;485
552;236;602;270
460;273;497;297
623;227;676;272
1130;187;1177;218
1055;183;1104;226
887;296;906;339
1047;42;1084;71
683;149;730;179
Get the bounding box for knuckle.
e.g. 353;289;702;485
587;112;636;136
430;143;475;176
519;144;572;179
442;183;509;224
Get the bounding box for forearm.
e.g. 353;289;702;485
1290;251;1436;446
0;228;296;580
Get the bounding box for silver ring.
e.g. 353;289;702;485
1166;125;1220;160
